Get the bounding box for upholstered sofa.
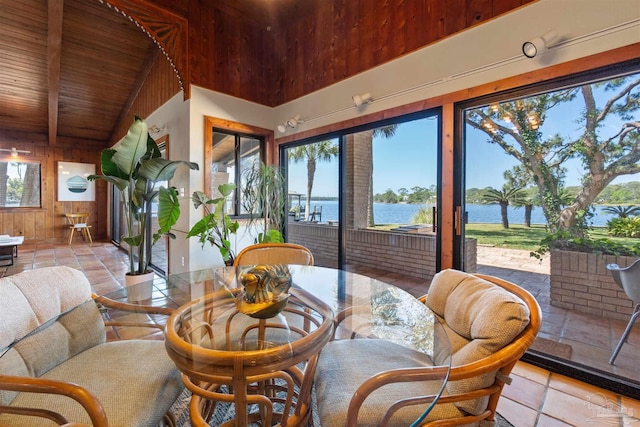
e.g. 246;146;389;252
0;266;184;427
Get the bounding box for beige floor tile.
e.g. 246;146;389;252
541;388;621;426
512;361;551;385
547;373;618;403
535;414;574;427
497;397;539;427
502;373;547;410
620;396;640;420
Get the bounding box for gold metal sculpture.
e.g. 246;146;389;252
236;264;292;318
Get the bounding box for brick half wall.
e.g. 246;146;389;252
550;249;637;321
288;223;477;282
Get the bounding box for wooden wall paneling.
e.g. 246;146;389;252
188;0;208;87
405;0;426;52
493;0;530;17
466;0;493;26
345;0;362;78
360;0;378;72
270;25;286;105
0;146;104;244
35;211;46;240
304;5;320;93
330;0;347;83
1;214;14;238
23;211;35;239
389;0;408;58
444;0;467;35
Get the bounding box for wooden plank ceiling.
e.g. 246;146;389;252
0;0;157;150
0;0;532;152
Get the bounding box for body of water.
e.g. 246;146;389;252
299;200;617;227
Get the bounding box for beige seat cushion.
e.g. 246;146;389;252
0;340;184;427
315;339;451;427
426;269;530;415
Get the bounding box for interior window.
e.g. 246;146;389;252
0;160;41;208
210;129;263;216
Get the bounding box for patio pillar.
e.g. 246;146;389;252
345;133;372;229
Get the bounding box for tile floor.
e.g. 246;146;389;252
2;242;639;426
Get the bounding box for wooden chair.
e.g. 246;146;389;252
65;212;93;244
234;242;314;266
314;269;542;426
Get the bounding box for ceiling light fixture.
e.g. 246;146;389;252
352;92;373;107
0;147;30;157
522;30;558;58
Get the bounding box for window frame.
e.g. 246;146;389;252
204;116;274;218
0;156;42;210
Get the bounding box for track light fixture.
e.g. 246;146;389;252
148;124;167;135
277;114;302;133
522;30;558;58
0;147;30;157
352;92;373;107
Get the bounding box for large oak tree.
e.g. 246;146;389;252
467;75;640;234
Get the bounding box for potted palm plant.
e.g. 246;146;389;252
241;161;287;243
89;116;198;284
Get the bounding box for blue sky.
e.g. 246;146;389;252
287;82;639;197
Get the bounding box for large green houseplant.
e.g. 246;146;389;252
187;183;240;265
89;116;199;277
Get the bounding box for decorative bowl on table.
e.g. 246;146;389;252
235;264;292;319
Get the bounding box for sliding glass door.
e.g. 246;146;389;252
457;64;640;392
282;110;441;293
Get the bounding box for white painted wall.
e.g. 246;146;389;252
145;92;192;274
181;88;274;272
274;0;640;135
159;0;640;273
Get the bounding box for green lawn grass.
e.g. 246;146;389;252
371;222;637;250
465;223;637;250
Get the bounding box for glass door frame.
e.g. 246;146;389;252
452;60;640;397
279;108;442;272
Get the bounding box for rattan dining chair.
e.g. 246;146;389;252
314;269;541;427
234;242;314;266
607;258;640;364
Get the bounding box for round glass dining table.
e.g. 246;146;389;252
104;265;452;427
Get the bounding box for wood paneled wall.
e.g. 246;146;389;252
0;146;106;244
185;0;533;106
272;0;534;105
188;0;277;106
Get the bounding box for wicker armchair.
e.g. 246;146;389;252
0;266;183;427
234;242;314;266
314;269;541;427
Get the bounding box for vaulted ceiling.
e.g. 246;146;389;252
0;0;533;152
0;0;163;150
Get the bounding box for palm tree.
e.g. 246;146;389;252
288;141;339;220
481;186;526;229
366;125;398;226
602;205;640;218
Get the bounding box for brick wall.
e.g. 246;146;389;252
550;249;637;320
288;223;477;282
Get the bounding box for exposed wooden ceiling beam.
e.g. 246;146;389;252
47;0;64;147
